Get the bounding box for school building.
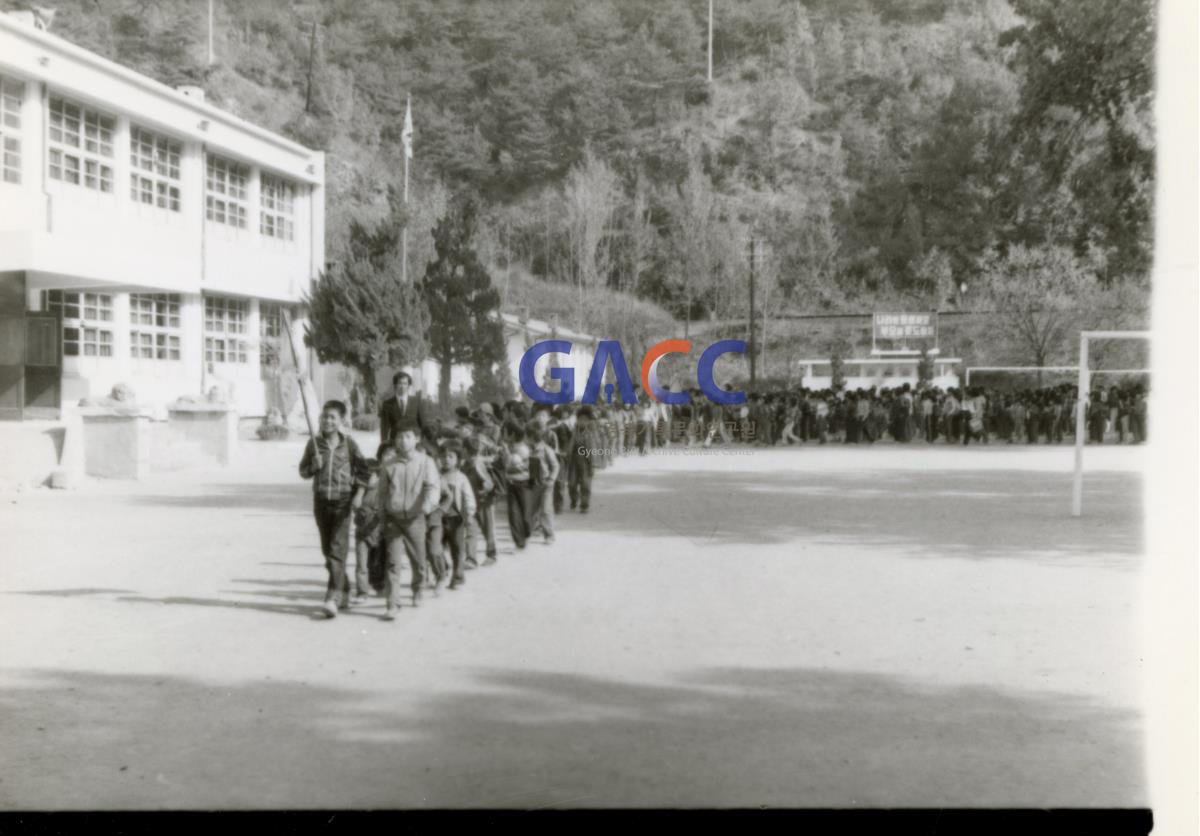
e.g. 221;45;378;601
0;10;325;420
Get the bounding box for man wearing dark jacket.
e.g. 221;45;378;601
379;370;434;450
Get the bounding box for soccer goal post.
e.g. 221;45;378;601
1072;330;1151;517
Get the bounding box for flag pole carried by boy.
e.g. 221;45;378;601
400;94;413;284
281;308;321;465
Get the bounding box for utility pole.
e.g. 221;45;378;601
748;237;757;384
707;0;714;83
207;0;214;66
304;19;317;114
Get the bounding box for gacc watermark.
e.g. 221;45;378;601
519;339;747;406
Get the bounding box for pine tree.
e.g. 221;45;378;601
419;197;508;407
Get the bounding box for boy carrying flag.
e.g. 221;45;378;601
298;400;370;619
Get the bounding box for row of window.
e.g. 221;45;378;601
0;76;299;240
43;290;288;365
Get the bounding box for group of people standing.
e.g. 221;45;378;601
299;370;625;621
624;381;1149;448
299;372;1150;619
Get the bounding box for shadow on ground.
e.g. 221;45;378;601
568;468;1141;562
127;483;311;513
0;664;1144;809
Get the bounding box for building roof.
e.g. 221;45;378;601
0;12;323;183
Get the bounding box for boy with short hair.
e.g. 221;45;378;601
568;406;598;513
501;421;533;549
299;400;370;619
462;434;499;567
528;426;560;544
437;441;477;589
352;457;383;603
377;424;440;620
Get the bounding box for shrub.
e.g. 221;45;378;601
256;424;289;441
352;413;380;432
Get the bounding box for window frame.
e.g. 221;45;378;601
48;95;114;193
259;173;296;240
44;290;114;358
129;293;182;361
205;153;249;229
204;295;250;364
129;125;182;212
0;74;23;184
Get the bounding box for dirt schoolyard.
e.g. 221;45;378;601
0;437;1147;808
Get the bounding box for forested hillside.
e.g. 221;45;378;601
9;0;1154;367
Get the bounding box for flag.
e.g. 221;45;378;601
401;97;413;161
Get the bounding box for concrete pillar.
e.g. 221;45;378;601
114;115;132;211
247;164;262;237
246;296;261;370
180;292;204;399
110;291;131;386
80;409;151;479
167;403;237;465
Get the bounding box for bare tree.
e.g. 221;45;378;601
979;244;1124;383
671;154;719;339
563;145;621;331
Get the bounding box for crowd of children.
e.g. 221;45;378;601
298;397;622;621
299;380;1148;618
619;381;1149;448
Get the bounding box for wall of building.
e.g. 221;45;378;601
0;14;326;418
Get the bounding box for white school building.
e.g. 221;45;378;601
0;11;324;420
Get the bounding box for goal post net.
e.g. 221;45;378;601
1072;330;1152;517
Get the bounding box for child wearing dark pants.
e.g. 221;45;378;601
377;426;440;620
437;442;476;589
352;457;383;602
568;405;598;512
463;436;498;566
298;400;369;619
502;425;533;549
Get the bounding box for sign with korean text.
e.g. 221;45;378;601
872;312;938;354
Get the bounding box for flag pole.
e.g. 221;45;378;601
401;95;410;284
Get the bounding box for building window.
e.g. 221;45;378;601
130;293;182;360
205;154;248;228
48;96;114;192
259;302;285;369
204;295;249;363
0;75;22;184
44;290;113;357
259;174;295;240
129;126;181;212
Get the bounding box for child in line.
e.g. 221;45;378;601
462;434;499;567
437;441;477;589
298;400;370;619
377;425;440;620
502;421;533;550
352;456;383;603
528;426;560;545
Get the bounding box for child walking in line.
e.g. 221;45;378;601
528;426;560;545
377;425;440;620
501;421;533;550
436;441;476;589
352;456;384;603
463;434;499;566
298;400;370;619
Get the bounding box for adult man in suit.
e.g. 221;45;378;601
379;370;434;451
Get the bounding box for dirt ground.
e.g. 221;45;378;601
0;437;1147;809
